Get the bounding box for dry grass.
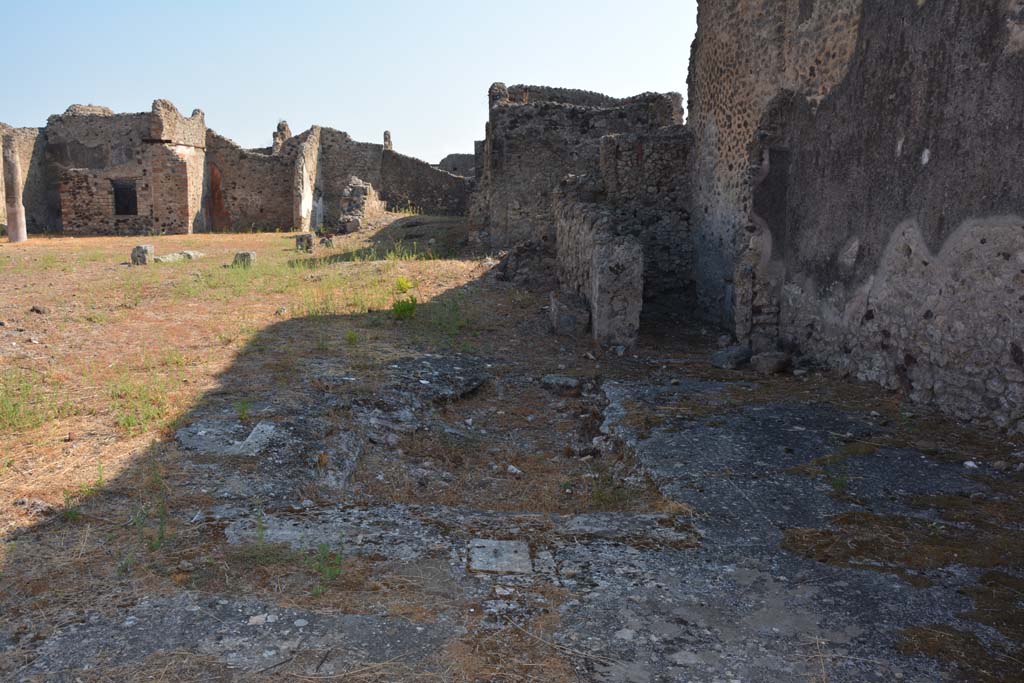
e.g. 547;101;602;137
2;216;1022;682
0;215;630;681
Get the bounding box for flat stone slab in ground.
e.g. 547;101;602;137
468;539;532;574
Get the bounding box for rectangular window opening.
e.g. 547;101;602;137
112;179;138;216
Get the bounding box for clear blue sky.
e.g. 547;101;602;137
3;1;698;163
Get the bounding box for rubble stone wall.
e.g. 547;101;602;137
381;150;472;216
752;0;1024;432
46;102;206;235
4;100;473;237
293;127;322;232
688;0;1024;431
553;178;644;347
687;0;862;328
316;129;383;229
205;131;294;231
552;124;696;346
473;83;683;247
437;153;474;177
599;126;695;311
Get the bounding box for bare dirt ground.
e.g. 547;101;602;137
1;215;1022;682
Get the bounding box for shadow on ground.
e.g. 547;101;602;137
2;245;1023;683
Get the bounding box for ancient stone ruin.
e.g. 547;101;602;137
1;0;1021;437
0;101;472;237
466;1;1024;435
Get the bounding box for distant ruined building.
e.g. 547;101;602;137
0;102;471;237
2;0;1022;433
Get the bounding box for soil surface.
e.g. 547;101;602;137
1;217;1021;682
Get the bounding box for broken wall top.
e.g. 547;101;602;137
46;99;207;153
490;82;683;122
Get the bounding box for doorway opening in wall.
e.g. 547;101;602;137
111;179;138;216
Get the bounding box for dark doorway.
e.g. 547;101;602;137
111;179;138;216
206;163;231;232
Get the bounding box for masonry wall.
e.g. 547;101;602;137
293;127;322;231
553;177;644;347
743;0;1024;432
205;131;294;231
552;123;696;346
474;84;683;247
381;150;472;216
316;129;383;229
437;153;475;177
46;101;206;235
599;125;695;312
688;0;1024;431
686;0;862;328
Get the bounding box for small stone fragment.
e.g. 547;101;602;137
29;305;49;315
232;251;256;268
541;374;581;396
711;345;752;370
295;233;314;252
507;464;524;476
131;245;155;266
339;217;362;233
154;251;204;264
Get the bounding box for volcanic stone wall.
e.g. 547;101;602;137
293;127;322;232
473;83;683;247
688;0;1024;431
750;0;1024;432
553;125;696;346
381;150;472;216
437;153;474;177
205;131;295;232
316;129;383;229
46;101;206;235
599;126;695;311
686;0;862;327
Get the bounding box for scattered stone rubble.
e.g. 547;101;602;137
9;316;1021;681
3;0;1019;429
130;245;203;265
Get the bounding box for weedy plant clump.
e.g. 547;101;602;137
392;296;417;320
